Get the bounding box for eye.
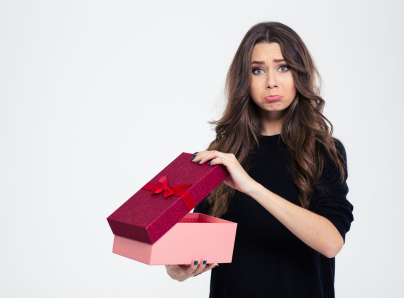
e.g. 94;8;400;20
279;64;290;72
252;67;264;75
252;64;290;75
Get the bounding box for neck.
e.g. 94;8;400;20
260;110;284;136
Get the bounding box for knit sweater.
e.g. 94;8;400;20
193;134;354;298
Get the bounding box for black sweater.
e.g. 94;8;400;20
193;134;354;298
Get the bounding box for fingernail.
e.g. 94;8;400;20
215;265;219;267
194;152;198;155
208;162;211;165
197;160;201;164
194;261;198;265
203;260;207;265
191;157;195;161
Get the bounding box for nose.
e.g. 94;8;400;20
265;72;278;89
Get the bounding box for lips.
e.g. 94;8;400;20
265;95;282;101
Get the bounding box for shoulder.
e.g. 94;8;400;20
333;137;346;159
322;137;347;172
315;137;348;195
310;137;350;207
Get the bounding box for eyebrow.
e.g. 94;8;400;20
251;59;285;64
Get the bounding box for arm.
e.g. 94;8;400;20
246;182;344;258
191;145;349;259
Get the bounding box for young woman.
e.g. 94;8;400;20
165;21;354;298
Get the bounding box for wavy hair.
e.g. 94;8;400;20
204;21;347;218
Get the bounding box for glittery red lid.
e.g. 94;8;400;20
107;152;229;244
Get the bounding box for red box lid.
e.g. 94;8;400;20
107;152;229;244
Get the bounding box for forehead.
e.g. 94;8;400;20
251;42;284;61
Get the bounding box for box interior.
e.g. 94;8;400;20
178;212;234;224
178;217;210;223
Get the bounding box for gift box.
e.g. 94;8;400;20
107;152;238;265
112;213;237;265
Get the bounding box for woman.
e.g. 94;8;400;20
165;21;354;298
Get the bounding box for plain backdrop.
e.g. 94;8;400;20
1;0;403;297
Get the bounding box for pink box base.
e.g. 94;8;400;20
112;213;237;265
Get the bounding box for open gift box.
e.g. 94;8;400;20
113;213;237;265
107;152;238;265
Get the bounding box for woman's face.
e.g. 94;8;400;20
249;42;296;118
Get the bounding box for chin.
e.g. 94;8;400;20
262;102;283;110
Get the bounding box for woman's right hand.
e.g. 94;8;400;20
165;260;218;282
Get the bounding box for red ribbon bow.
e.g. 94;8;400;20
141;175;195;211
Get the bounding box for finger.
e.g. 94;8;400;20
201;263;219;273
192;259;208;275
207;155;234;168
183;260;200;275
191;152;207;164
206;155;222;166
191;150;219;165
207;157;216;166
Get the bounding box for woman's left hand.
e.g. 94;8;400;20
191;150;257;195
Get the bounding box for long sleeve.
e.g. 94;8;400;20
309;139;354;243
202;134;353;297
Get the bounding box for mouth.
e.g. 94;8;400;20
264;95;282;102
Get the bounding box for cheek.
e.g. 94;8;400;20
288;85;297;100
250;79;261;95
285;76;296;94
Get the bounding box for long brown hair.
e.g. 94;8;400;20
204;21;347;218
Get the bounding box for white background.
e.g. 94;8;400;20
1;1;403;297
